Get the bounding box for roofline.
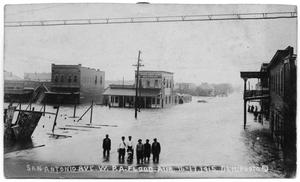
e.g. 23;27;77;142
136;70;174;74
267;46;294;69
52;64;103;72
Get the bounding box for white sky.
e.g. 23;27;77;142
4;3;297;85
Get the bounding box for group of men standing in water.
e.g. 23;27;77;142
102;134;161;164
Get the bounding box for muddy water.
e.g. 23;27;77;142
4;92;286;177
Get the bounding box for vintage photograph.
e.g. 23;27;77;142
3;2;297;178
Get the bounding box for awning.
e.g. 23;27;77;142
103;87;160;97
45;92;80;95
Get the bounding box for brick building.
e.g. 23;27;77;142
45;64;105;104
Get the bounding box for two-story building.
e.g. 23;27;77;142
45;64;105;104
268;46;296;151
103;70;175;108
240;46;297;173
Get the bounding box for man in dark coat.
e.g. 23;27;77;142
102;134;111;159
136;139;144;164
152;138;161;163
143;139;151;163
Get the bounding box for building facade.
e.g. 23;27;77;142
268;46;296;152
240;46;297;174
45;64;105;104
138;70;175;107
103;70;175;108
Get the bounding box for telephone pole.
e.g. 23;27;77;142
133;50;144;119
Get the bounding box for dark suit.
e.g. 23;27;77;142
143;143;151;162
152;142;161;163
102;138;111;158
136;143;144;164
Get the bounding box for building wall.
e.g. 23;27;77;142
50;64;105;104
268;48;296;154
137;71;174;108
161;72;174;106
51;64;81;93
80;67;105;103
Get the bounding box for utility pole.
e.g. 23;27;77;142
133;51;144;119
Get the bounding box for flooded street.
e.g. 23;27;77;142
4;92;285;178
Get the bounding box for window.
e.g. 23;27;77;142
274;73;276;93
74;75;77;82
152;97;155;105
278;72;280;94
279;70;282;96
154;80;158;87
100;76;102;85
60;75;64;82
54;75;58;82
147;80;150;87
95;76;97;85
282;69;284;96
68;75;72;83
274;75;276;92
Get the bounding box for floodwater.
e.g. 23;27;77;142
4;92;287;178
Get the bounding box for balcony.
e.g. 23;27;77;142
244;89;269;101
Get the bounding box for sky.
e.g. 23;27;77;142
4;3;297;86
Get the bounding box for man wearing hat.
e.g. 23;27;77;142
102;134;111;159
152;138;161;163
143;139;151;163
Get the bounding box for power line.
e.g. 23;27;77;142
5;11;297;27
